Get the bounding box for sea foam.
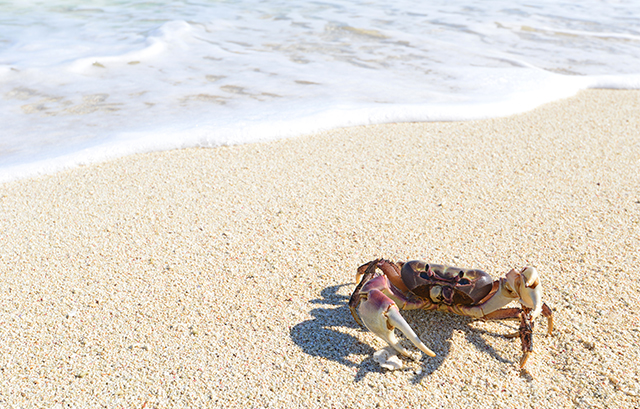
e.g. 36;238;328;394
1;0;639;182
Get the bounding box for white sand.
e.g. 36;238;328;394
1;89;639;408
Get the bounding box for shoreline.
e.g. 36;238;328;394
1;89;639;407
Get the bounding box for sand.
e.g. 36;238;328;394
0;89;639;408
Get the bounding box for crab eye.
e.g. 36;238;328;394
457;271;470;285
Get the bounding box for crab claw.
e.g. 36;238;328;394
357;279;436;358
506;267;543;319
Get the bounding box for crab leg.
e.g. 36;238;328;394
517;309;534;368
541;303;554;335
484;303;554;336
486;307;535;368
352;275;435;358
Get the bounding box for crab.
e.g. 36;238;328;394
349;259;554;369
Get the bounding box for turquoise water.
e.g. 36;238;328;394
1;0;639;182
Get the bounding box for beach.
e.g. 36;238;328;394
0;89;638;407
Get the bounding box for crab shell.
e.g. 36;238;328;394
400;260;494;306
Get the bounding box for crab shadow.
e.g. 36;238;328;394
290;283;518;383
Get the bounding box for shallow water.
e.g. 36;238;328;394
1;0;639;182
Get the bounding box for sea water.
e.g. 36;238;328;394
1;0;639;182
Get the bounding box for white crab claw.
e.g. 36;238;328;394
386;307;436;357
358;289;436;358
521;266;540;287
506;267;543;319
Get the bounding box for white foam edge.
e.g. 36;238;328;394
2;72;639;184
